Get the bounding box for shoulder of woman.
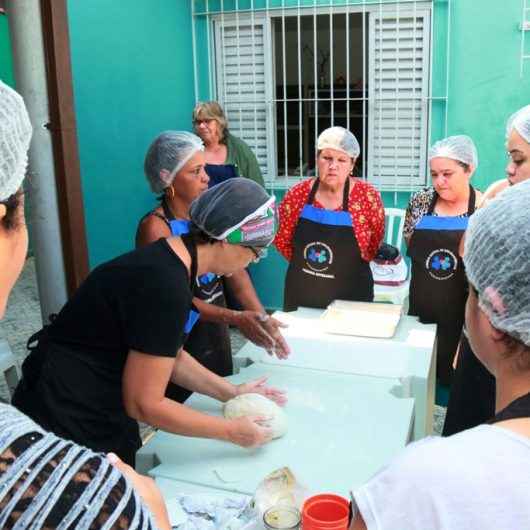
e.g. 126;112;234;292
478;179;509;207
136;211;171;248
226;132;251;153
285;178;313;196
350;178;383;197
408;187;434;207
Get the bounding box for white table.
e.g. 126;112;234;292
138;363;414;497
237;308;436;440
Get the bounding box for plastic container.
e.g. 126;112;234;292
263;506;301;530
301;494;349;530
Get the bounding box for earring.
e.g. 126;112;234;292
166;186;175;200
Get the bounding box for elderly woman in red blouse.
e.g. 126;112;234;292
275;127;385;311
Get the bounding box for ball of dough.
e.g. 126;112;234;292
223;393;288;439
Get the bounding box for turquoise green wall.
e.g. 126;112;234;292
67;1;196;267
443;0;530;190
3;1;530;310
0;15;14;86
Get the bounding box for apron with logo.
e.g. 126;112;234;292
408;186;476;385
283;178;374;312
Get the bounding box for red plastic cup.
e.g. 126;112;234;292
302;494;349;530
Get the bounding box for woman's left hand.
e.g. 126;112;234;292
236;376;287;406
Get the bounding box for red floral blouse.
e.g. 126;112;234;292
274;178;385;263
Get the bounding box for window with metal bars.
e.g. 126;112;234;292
208;2;433;192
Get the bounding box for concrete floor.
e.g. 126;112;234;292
0;257;446;435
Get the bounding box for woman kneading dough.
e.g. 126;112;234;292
13;178;286;466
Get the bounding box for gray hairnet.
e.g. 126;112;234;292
189;177;276;247
144;131;204;193
317;126;360;158
0;81;32;201
428;135;478;168
506;104;530;144
464;179;530;347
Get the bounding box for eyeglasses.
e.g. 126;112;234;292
193;118;215;126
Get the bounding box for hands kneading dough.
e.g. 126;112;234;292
223;393;288;439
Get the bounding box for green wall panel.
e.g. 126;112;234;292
3;1;528;309
0;15;14;86
442;0;530;191
67;1;196;267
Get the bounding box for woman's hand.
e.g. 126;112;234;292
107;453;171;530
232;310;275;349
232;311;290;359
236;376;287;406
259;316;290;359
226;415;274;448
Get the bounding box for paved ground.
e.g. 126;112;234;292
0;258;446;436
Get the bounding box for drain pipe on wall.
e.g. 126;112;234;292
6;0;68;322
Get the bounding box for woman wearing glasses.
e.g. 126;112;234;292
193;101;264;187
14;177;286;467
136;132;289;404
275;127;384;311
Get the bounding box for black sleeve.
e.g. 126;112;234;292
117;268;191;358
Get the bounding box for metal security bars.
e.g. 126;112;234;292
192;1;450;196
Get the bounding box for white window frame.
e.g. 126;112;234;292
210;2;433;191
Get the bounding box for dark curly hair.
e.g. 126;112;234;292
1;189;24;231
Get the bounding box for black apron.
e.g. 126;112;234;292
160;201;232;404
407;186;476;385
205;163;238;187
442;333;496;436
487;391;530;424
13;236;200;467
283;178;374;312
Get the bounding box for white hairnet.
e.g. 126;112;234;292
0;80;32;201
317;126;360;158
506;104;530;144
428;135;478;168
189;177;276;247
464;179;530;347
144;131;204;193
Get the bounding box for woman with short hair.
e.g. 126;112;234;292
193;100;264;186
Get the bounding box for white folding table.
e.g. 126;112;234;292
236;307;437;440
137;363;414;497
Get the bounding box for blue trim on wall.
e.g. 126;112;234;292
415;215;469;231
300;205;352;227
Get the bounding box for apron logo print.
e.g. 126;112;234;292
304;242;333;272
426;249;458;280
196;272;219;296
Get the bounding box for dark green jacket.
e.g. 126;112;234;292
224;131;265;187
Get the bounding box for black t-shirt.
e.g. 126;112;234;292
50;238;192;361
16;239;194;455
